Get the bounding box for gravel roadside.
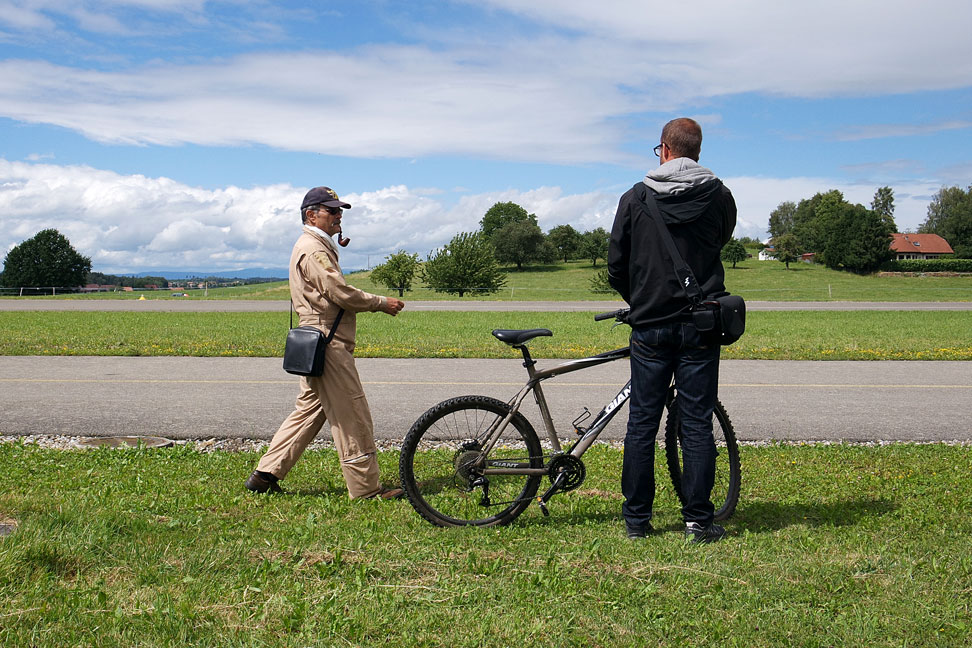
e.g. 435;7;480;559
4;435;969;452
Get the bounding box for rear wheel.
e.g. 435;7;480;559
664;396;741;521
399;395;543;527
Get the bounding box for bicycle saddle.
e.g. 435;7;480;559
491;328;553;345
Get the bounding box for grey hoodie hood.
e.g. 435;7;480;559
644;158;718;197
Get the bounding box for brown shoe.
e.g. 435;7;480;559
368;486;404;500
245;470;282;494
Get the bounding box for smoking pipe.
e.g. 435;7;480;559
337;233;350;247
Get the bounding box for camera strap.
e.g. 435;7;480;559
631;182;705;307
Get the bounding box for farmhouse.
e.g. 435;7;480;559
890;233;953;260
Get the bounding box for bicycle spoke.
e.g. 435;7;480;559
400;396;543;527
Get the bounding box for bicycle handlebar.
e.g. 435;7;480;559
594;308;630;322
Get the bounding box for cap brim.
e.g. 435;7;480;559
322;199;352;209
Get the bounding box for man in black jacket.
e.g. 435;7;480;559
607;117;736;543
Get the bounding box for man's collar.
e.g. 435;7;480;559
303;225;339;256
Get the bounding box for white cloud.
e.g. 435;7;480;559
0;49;641;164
1;159;941;276
0;1;56;31
835;120;972;142
474;0;972;96
2;2;971;164
0;0;210;35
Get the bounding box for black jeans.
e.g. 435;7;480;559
621;321;720;527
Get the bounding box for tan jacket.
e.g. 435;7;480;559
289;228;384;351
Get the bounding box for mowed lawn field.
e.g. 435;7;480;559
1;259;970;359
1;442;970;647
0;310;970;360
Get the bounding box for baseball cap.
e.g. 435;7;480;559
301;186;352;210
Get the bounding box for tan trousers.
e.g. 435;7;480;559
256;345;381;498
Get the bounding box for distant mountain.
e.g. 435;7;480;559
124;268;289;280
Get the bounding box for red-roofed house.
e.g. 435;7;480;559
890;233;953;260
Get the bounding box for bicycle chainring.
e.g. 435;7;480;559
547;454;586;492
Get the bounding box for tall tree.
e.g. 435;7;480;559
920;185;972;258
871;186;897;232
792;190;844;253
767;201;797;240
772;233;801;269
422;232;506;297
579;228;610;267
493;221;554;271
546;224;582;263
720;238;748;269
369;250;420;297
818;203;894;273
479;202;537;240
1;229;91;288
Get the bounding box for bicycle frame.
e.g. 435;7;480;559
400;308;741;527
477;343;633;476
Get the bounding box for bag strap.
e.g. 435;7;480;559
290;299;345;343
631;182;704;306
323;308;345;344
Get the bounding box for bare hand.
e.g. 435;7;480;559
381;297;405;316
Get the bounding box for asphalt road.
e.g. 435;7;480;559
2;357;969;444
1;299;970;312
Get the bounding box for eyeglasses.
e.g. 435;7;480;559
653;143;664;157
316;205;342;215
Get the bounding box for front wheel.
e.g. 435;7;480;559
664;396;741;521
399;396;543;527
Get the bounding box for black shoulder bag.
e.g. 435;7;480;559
282;303;345;376
632;182;746;346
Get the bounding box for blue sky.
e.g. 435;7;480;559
1;0;971;274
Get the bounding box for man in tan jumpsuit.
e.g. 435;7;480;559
245;186;405;499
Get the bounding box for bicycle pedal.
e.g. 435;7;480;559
536;497;550;517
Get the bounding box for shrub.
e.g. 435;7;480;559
886;258;972;272
589;269;618;294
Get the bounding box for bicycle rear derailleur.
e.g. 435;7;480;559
536;454;586;516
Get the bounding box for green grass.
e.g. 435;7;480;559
1;310;969;360
5;258;970;301
276;259;972;301
1;442;969;647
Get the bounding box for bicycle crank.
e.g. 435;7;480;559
535;455;587;516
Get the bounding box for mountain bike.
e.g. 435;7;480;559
398;308;741;527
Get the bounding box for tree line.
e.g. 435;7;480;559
765;185;972;271
371;201;613;297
